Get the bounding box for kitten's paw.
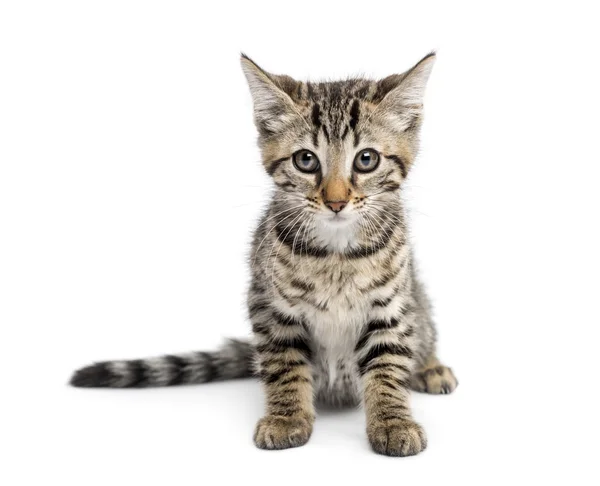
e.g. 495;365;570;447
367;419;427;457
411;365;458;394
253;415;313;450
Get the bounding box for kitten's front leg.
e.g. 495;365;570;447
356;316;427;456
251;307;315;450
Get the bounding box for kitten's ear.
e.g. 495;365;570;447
374;52;436;131
240;54;302;137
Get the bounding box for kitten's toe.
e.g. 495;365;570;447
410;365;458;394
254;415;312;450
367;419;427;457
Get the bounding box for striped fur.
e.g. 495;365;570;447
70;339;253;387
70;53;457;457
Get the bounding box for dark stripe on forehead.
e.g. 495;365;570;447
385;154;407;179
311;104;321;128
349;99;360;130
311;104;321;146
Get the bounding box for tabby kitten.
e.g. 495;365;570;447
71;52;457;457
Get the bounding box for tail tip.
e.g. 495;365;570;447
70;363;114;388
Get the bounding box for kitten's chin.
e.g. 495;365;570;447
325;213;354;226
313;215;360;253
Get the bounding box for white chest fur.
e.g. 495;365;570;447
302;296;369;356
297;270;372;387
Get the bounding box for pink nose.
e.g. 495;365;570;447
326;200;347;213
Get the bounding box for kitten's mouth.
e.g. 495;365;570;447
326;213;353;225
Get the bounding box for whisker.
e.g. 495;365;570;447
300;216;313;282
360;212;378;259
254;204;306;232
366;203;405;227
368;209;396;245
291;218;308;264
269;211;306;287
252;208;304;267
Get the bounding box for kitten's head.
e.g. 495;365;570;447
242;53;435;252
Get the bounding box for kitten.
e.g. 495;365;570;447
71;52;457;457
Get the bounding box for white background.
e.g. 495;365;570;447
1;1;599;485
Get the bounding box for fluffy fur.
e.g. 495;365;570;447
71;53;457;457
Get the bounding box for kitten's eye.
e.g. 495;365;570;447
293;150;320;173
353;149;380;173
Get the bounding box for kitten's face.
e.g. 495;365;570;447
242;54;435;252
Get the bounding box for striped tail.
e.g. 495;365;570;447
70;339;254;388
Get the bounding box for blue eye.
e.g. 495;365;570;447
354;149;380;172
293;150;320;173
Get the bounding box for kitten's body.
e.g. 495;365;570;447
71;53;457;456
250;198;436;408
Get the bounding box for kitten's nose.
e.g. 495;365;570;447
325;200;347;213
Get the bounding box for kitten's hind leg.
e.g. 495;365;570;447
410;356;458;395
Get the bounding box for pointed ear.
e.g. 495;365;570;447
240;54;302;137
374;52;436;131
